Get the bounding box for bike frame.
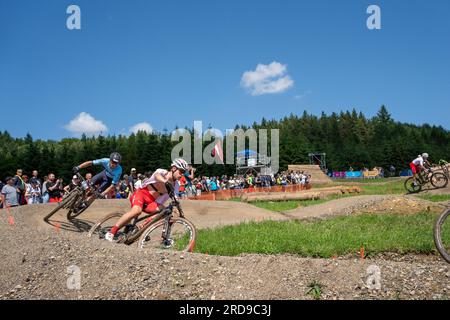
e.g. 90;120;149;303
123;193;184;243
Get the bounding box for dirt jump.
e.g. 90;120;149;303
1;191;450;300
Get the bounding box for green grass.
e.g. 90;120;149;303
194;212;450;258
247;180;406;212
417;194;450;202
358;179;406;195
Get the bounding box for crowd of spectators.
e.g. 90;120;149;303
1;167;311;207
0;169;93;208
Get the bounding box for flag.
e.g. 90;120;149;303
211;139;224;164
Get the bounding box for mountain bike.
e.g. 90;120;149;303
87;191;196;252
43;172;102;221
434;207;450;264
404;167;448;193
438;160;449;178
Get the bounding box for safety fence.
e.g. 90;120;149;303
187;183;312;201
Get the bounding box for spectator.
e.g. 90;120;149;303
134;174;144;190
1;177;19;208
184;165;196;197
128;168;138;193
177;174;187;198
85;172;92;184
389;165;396;177
117;176;130;199
31;170;42;188
46;173;63;203
26;178;42;204
64;175;81;193
41;175;49;203
13;169;25;205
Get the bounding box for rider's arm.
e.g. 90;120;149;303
153;171;169;193
78;161;94;170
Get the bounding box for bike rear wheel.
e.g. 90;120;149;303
404;177;422;193
87;212;133;242
434;208;450;264
138;217;196;252
43;191;79;221
430;172;449;189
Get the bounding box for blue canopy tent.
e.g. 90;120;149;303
236;149;258;157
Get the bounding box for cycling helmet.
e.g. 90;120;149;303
171;158;189;171
422;153;429;159
110;152;122;163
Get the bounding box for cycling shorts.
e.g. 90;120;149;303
129;188;159;213
410;162;421;174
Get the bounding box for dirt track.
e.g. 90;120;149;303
1;193;450;300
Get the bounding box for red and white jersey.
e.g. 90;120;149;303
412;156;424;167
141;169;179;204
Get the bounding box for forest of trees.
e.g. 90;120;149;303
0;106;449;181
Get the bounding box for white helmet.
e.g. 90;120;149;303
171;158;189;171
422;153;429;159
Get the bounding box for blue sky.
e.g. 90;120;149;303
1;0;449;140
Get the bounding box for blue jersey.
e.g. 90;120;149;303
183;171;192;186
93;158;122;185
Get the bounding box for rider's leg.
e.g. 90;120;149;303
110;205;143;235
90;171;107;188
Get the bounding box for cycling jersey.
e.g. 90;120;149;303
412;156;424;167
92;158;122;184
141;169;179;205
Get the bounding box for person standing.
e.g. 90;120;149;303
128;168;138;193
1;177;19;208
13;169;25;205
31;170;42;188
46;174;63;203
25;178;42;204
41;175;49;203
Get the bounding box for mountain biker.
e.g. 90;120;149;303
72;152;123;198
410;153;430;182
104;158;189;242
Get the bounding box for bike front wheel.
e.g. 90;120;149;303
430;172;449;189
404;177;422;193
434;208;450;264
138;217;196;252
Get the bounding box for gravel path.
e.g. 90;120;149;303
1;198;450;300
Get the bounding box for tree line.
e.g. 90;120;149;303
0;106;448;181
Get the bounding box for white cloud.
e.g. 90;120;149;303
64;112;108;136
129;122;153;134
241;61;294;96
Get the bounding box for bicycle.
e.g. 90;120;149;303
438;159;449;178
87;191;196;252
434;206;450;264
43;172;101;221
404;167;448;193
